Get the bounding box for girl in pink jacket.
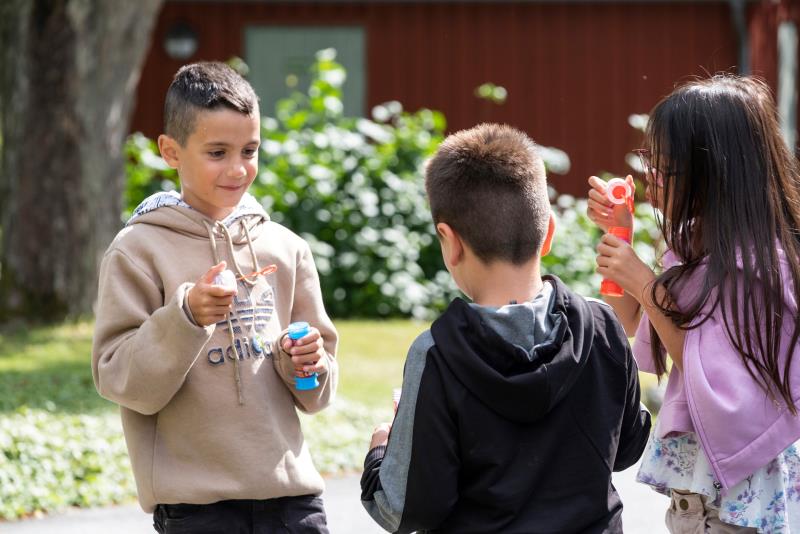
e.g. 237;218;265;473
588;75;800;532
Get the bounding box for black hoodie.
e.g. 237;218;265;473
361;276;651;534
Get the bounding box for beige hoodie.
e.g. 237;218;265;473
92;194;338;512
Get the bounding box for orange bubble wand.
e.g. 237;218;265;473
600;178;633;297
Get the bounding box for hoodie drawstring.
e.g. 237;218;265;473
203;219;262;405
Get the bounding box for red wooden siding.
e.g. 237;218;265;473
749;0;800;134
749;0;800;87
132;1;738;195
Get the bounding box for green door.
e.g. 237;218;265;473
245;26;366;117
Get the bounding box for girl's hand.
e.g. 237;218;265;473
281;327;328;375
596;234;656;302
370;422;392;449
187;262;237;326
587;175;635;232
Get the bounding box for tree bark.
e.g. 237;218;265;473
0;0;162;322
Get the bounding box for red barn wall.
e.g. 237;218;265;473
132;1;739;195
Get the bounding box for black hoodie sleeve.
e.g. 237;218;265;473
613;344;652;471
361;331;459;533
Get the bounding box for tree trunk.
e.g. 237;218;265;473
0;0;162;322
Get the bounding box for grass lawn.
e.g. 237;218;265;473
0;318;656;412
0;319;428;414
0;321;107;414
0;318;659;519
0;318;426;519
335;319;429;405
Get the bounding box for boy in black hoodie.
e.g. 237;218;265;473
360;123;651;534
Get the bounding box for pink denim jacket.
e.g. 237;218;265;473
632;248;800;491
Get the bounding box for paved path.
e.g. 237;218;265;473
0;465;669;533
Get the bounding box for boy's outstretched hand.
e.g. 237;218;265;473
187;262;237;326
281;327;329;376
586;175;635;232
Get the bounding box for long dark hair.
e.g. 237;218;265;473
646;75;800;413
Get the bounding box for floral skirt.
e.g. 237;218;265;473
636;432;800;533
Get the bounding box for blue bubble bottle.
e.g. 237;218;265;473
288;321;319;390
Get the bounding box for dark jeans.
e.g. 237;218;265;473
152;495;329;534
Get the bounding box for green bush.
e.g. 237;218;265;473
123;49;661;315
0;409;135;520
123;133;178;222
0;403;390;520
124;50;457;318
250;50;454;318
301;398;391;475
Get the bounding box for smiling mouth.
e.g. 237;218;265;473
218;184;244;191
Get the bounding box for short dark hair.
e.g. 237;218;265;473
425;123;550;265
164;61;259;145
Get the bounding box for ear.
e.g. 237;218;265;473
157;134;181;169
540;212;556;257
436;222;464;268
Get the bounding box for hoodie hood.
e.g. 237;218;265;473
429;276;596;423
126;191;269;240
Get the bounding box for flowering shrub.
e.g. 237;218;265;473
124;50;661;316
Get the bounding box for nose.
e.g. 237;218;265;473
227;159;247;179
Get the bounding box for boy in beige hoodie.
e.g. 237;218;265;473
92;62;338;533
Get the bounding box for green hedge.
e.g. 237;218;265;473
0;401;389;520
251;51;452;318
124;50;664;319
0;409;135;520
300;398;391;475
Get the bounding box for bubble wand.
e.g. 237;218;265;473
600;178;634;297
288;322;320;391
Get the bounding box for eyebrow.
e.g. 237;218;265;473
202;140;261;148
